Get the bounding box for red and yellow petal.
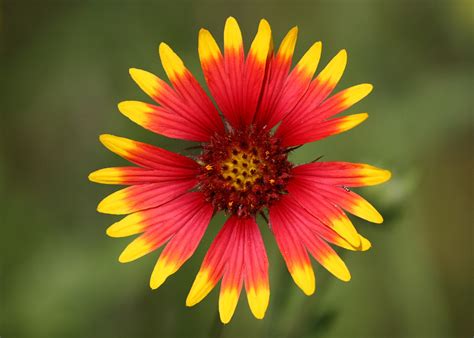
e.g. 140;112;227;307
270;197;352;284
219;226;244;323
117;101;211;142
198;29;232;117
158;43;224;135
186;219;235;307
267;41;322;129
243;217;269;319
223;16;245;126
187;216;270;323
312;84;373;121
253;26;298;128
199;17;273;128
326;232;372;252
296;178;384;224
89;166;198;185
240;19;272;126
284;186;361;247
97;134;198;170
106;192;206;238
292;162;392;187
304;235;351;281
280;113;368;147
270;206;316;295
276;49;348;135
110;192;212;286
128;68;221;140
314;49;347;92
89;167;152;185
150;202;214;289
97;179;197;215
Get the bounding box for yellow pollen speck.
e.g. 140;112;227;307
269;179;275;184
205;164;213;171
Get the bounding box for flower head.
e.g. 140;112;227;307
90;17;391;323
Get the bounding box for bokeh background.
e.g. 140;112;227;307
2;0;472;337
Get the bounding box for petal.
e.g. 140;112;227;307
98;134;198;170
243;218;270;319
266;41;322;129
198;17;247;128
187;216;269;324
280;113;368;147
198;28;233;118
119;235;156;263
253;26;298;128
291;176;384;223
325;231;372;252
239;19;272;126
113;193;210;265
158;43;224;135
219;219;245;323
199;17;273;128
276;49;347;135
118;101;211;141
270;197;351;282
277;84;372;142
285;184;361;247
97;179;197;215
107;193;206;238
129;68;221;141
313;49;347;92
270;205;315;295
303;234;351;281
186;218;236;307
89;166;198;185
292;162;391;187
222;16;245;126
310;84;373;121
149;199;214;289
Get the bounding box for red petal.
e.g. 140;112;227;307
292;161;391;187
112;193;210;263
118;101;213;142
89;166;198;185
187;216;270;323
149;195;214;289
97;179;197;215
253;27;298;128
158;43;224;136
97;134;198;170
270;204;315;295
243;217;270;319
129;68;223;141
290;174;384;224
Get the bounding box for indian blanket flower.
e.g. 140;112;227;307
89;17;391;323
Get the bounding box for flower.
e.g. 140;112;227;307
89;17;391;324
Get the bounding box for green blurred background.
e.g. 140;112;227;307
1;0;472;337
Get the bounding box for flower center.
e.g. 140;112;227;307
197;127;292;217
220;148;261;190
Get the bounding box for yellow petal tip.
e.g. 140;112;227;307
150;259;178;290
359;236;372;251
99;133;113;145
118;237;154;263
292;265;315;296
219;289;240;324
88;171;98;183
247;287;270;319
186;270;214;307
